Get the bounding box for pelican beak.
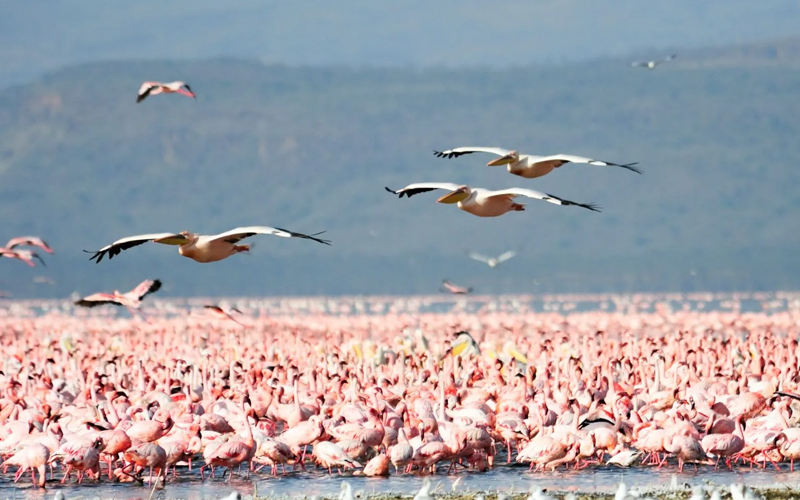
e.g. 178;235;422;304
437;187;469;204
153;234;189;245
487;154;516;166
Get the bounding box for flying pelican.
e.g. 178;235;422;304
85;226;330;264
433;148;641;179
5;236;53;254
74;279;162;317
137;81;196;103
468;250;517;268
441;279;472;295
446;331;481;358
631;54;677;69
385;183;599;217
0;248;46;267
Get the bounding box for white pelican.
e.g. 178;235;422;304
5;236;53;254
137;81;196;103
385;183;599;217
441;279;472;295
86;226;330;263
631;54;677;69
468;250;516;268
433;147;641;179
447;331;480;358
74;279;161;316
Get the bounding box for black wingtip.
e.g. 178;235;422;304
384;186;397;194
584;203;602;213
620;162;644;174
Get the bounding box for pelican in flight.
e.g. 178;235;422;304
74;279;162;317
441;279;472;295
433;148;641;179
385;183;599;217
5;236;53;254
137;81;196;103
0;248;46;267
469;250;517;268
631;54;677;69
86;226;330;264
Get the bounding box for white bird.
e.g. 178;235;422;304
689;485;705;500
137;81;196;102
447;331;480;358
606;449;643;467
53;492;65;500
527;488;555;500
86;226;330;263
385;183;599;217
709;489;722;500
468;250;517;268
631;54;677;69
218;493;241;500
433;147;641;179
339;481;354;500
414;478;434;500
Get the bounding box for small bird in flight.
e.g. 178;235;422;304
137;81;196;103
74;279;162;318
468;250;517;268
631;54;677;70
441;279;473;295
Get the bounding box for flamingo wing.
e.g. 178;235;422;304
75;293;121;307
137;82;160;102
5;236;53;253
129;279;162;300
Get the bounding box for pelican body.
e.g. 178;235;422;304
434;147;641;179
386;183;599;218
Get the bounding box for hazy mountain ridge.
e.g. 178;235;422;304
0;38;799;298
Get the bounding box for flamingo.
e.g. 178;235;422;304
385;183;600;217
74;279;162;317
137;81;196;103
441;280;472;295
4;236;53;253
433;147;641;179
0;248;46;267
204;305;247;326
86;226;330;263
5;443;50;488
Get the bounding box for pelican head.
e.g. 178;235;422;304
437;185;471;204
486;151;518;166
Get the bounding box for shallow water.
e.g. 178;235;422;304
4;463;800;500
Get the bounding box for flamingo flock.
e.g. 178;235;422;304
0;299;797;493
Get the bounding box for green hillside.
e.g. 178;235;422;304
1;42;799;298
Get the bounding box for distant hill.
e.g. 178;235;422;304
1;38;799;298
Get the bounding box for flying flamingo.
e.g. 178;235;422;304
4;236;53;253
137;81;196;103
204;305;247;326
74;279;162;317
0;248;46;267
441;280;472;295
86;226;330;263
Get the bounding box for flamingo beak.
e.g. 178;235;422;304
436;187;469;204
486;154;516;166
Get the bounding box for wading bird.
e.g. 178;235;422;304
86;226;330;264
631;54;677;69
0;248;46;267
74;279;162;317
441;280;472;295
137;81;196;103
4;236;53;254
204;305;247;326
433;148;640;179
385;183;599;217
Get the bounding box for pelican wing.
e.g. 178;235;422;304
468;252;491;264
630;61;649;67
496;250;517;263
487;188;601;212
538;154;642;173
129;279;162;300
385;183;462;199
433;147;512;159
85;233;181;263
207;226;331;245
75;293;121;308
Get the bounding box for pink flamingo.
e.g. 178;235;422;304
5;443;50;488
0;248;46;267
137;81;196;103
4;236;53;253
74;279;162;317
